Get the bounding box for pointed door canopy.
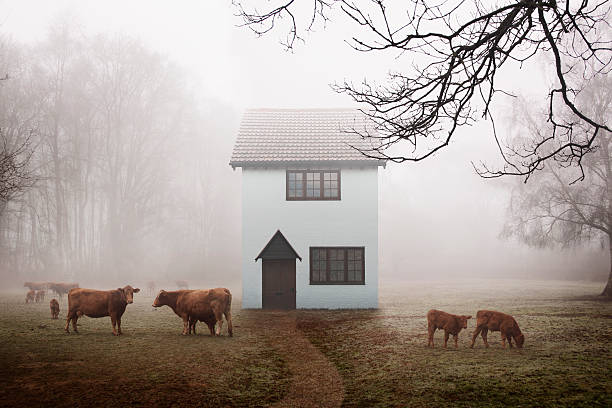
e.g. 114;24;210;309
255;230;302;262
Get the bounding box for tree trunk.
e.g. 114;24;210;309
602;237;612;297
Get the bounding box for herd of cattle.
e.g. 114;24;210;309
23;283;523;348
23;282;233;337
24;281;79;306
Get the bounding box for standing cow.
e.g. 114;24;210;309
470;310;524;349
50;298;60;319
25;290;35;303
24;282;47;291
153;288;233;336
49;282;79;299
427;309;471;348
35;290;46;303
65;285;140;336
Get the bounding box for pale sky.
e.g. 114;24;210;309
2;0;603;281
1;0;400;109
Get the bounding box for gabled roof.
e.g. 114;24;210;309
255;230;302;261
229;108;385;168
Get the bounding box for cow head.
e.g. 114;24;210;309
152;290;168;307
118;285;140;304
516;333;525;348
459;315;472;329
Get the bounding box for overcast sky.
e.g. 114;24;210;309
1;0;399;109
1;0;606;282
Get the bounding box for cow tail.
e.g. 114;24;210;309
224;288;233;337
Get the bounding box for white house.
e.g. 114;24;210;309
229;108;384;309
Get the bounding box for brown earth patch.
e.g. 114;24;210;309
244;311;345;408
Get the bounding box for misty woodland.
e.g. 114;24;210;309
1;1;611;407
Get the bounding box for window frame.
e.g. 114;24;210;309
286;170;341;201
309;246;365;285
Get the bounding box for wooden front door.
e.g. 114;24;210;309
262;259;296;309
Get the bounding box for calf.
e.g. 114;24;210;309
470;310;524;349
35;290;45;303
65;286;140;336
50;298;60;319
427;309;471;348
153;288;233;336
25;290;35;304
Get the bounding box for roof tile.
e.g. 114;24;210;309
229;108;383;167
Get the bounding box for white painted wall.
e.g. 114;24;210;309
241;166;379;308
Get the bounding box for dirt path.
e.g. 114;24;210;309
246;311;345;408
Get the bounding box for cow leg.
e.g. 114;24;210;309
470;326;482;348
453;334;458;349
207;322;215;336
224;310;233;337
189;318;197;335
501;332;507;349
65;312;73;333
110;314;118;336
428;326;435;348
481;328;489;347
212;304;223;336
72;315;78;333
443;331;449;348
116;315;122;335
181;315;189;335
507;334;513;348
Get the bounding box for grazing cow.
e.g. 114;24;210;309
153;288;233;337
49;282;79;299
427;309;472;348
24;281;47;291
25;290;35;303
65;285;140;336
175;280;189;290
470;310;524;349
50;299;60;319
35;290;46;303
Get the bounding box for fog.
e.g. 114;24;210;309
0;0;608;291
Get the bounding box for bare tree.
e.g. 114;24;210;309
234;0;612;179
1;26;232;285
0;130;33;214
503;74;612;296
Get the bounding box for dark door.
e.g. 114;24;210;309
262;259;296;309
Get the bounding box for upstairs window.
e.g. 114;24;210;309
310;247;365;285
287;170;340;200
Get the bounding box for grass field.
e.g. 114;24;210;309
0;279;610;407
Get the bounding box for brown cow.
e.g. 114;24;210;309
35;290;45;303
470;310;525;349
25;290;35;303
65;285;140;336
24;281;47;291
50;298;60;319
49;282;79;299
153;288;233;337
427;309;472;348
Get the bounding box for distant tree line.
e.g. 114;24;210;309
0;26;235;285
